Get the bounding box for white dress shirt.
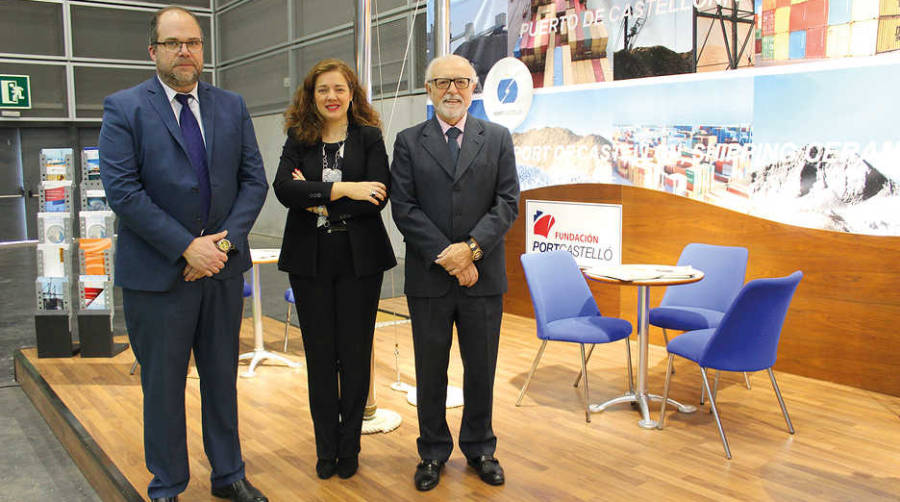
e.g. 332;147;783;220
436;113;467;147
157;76;206;146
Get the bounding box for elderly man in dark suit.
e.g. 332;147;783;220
98;7;267;502
390;54;520;491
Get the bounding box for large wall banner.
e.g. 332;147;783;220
525;199;623;267
431;0;900;236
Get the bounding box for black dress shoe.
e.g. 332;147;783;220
414;459;445;491
316;458;337;479
467;455;505;485
211;477;268;502
150;497;178;502
337;456;358;479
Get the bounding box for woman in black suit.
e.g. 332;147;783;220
273;58;395;480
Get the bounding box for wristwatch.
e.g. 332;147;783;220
467;237;483;261
216;238;238;256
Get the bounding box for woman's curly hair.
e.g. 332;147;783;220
284;58;382;145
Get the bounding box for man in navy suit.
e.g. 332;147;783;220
391;54;520;491
99;7;267;502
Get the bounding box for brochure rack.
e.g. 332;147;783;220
76;145;124;357
35;149;77;357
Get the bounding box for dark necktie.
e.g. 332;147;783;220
175;93;210;226
446;127;461;170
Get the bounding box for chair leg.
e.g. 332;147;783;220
580;343;591;423
700;367;732;459
283;302;293;352
662;329;675;375
129;359;138;375
657;353;675;429
572;339;633;393
768;368;794;434
516;340;548;406
572;344;595;387
624;337;634;394
709;370;720;413
700;376;706;405
743;372;752;390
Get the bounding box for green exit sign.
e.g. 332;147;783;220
0;75;31;109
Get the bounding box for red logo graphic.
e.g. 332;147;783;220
533;211;555;238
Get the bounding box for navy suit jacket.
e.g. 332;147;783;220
390;116;520;297
99;77;267;292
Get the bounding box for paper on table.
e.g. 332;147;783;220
586;265;698;282
653;265;699;279
586;265;662;282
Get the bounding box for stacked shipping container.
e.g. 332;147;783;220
879;0;900;53
757;0;898;61
514;0;898;84
613;126;750;203
513;0;611;88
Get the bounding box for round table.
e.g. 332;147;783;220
238;248;301;377
583;264;703;428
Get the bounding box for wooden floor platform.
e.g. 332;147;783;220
15;298;900;501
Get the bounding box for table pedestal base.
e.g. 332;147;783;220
590;393;697;429
239;349;301;378
583;268;705;428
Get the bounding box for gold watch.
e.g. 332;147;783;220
217;238;238;256
467;238;483;261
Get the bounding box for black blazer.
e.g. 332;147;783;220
390;116;520;297
273;124;396;278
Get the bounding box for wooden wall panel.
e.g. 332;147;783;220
504;183;900;396
504;184;623;323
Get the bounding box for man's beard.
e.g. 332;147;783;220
161;66;199;89
436;102;465;123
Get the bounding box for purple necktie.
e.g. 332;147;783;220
175;93;210;226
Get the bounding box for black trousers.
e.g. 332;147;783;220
289;231;383;460
123;275;245;499
407;287;503;462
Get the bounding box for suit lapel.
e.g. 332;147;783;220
421;117;455;179
198;82;216;171
304;142;323;180
343;125;362;179
145;78;188;156
454;117;485;183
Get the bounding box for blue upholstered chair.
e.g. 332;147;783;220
283;287;296;351
517;250;634;422
649;243;751;396
657;271;803;459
